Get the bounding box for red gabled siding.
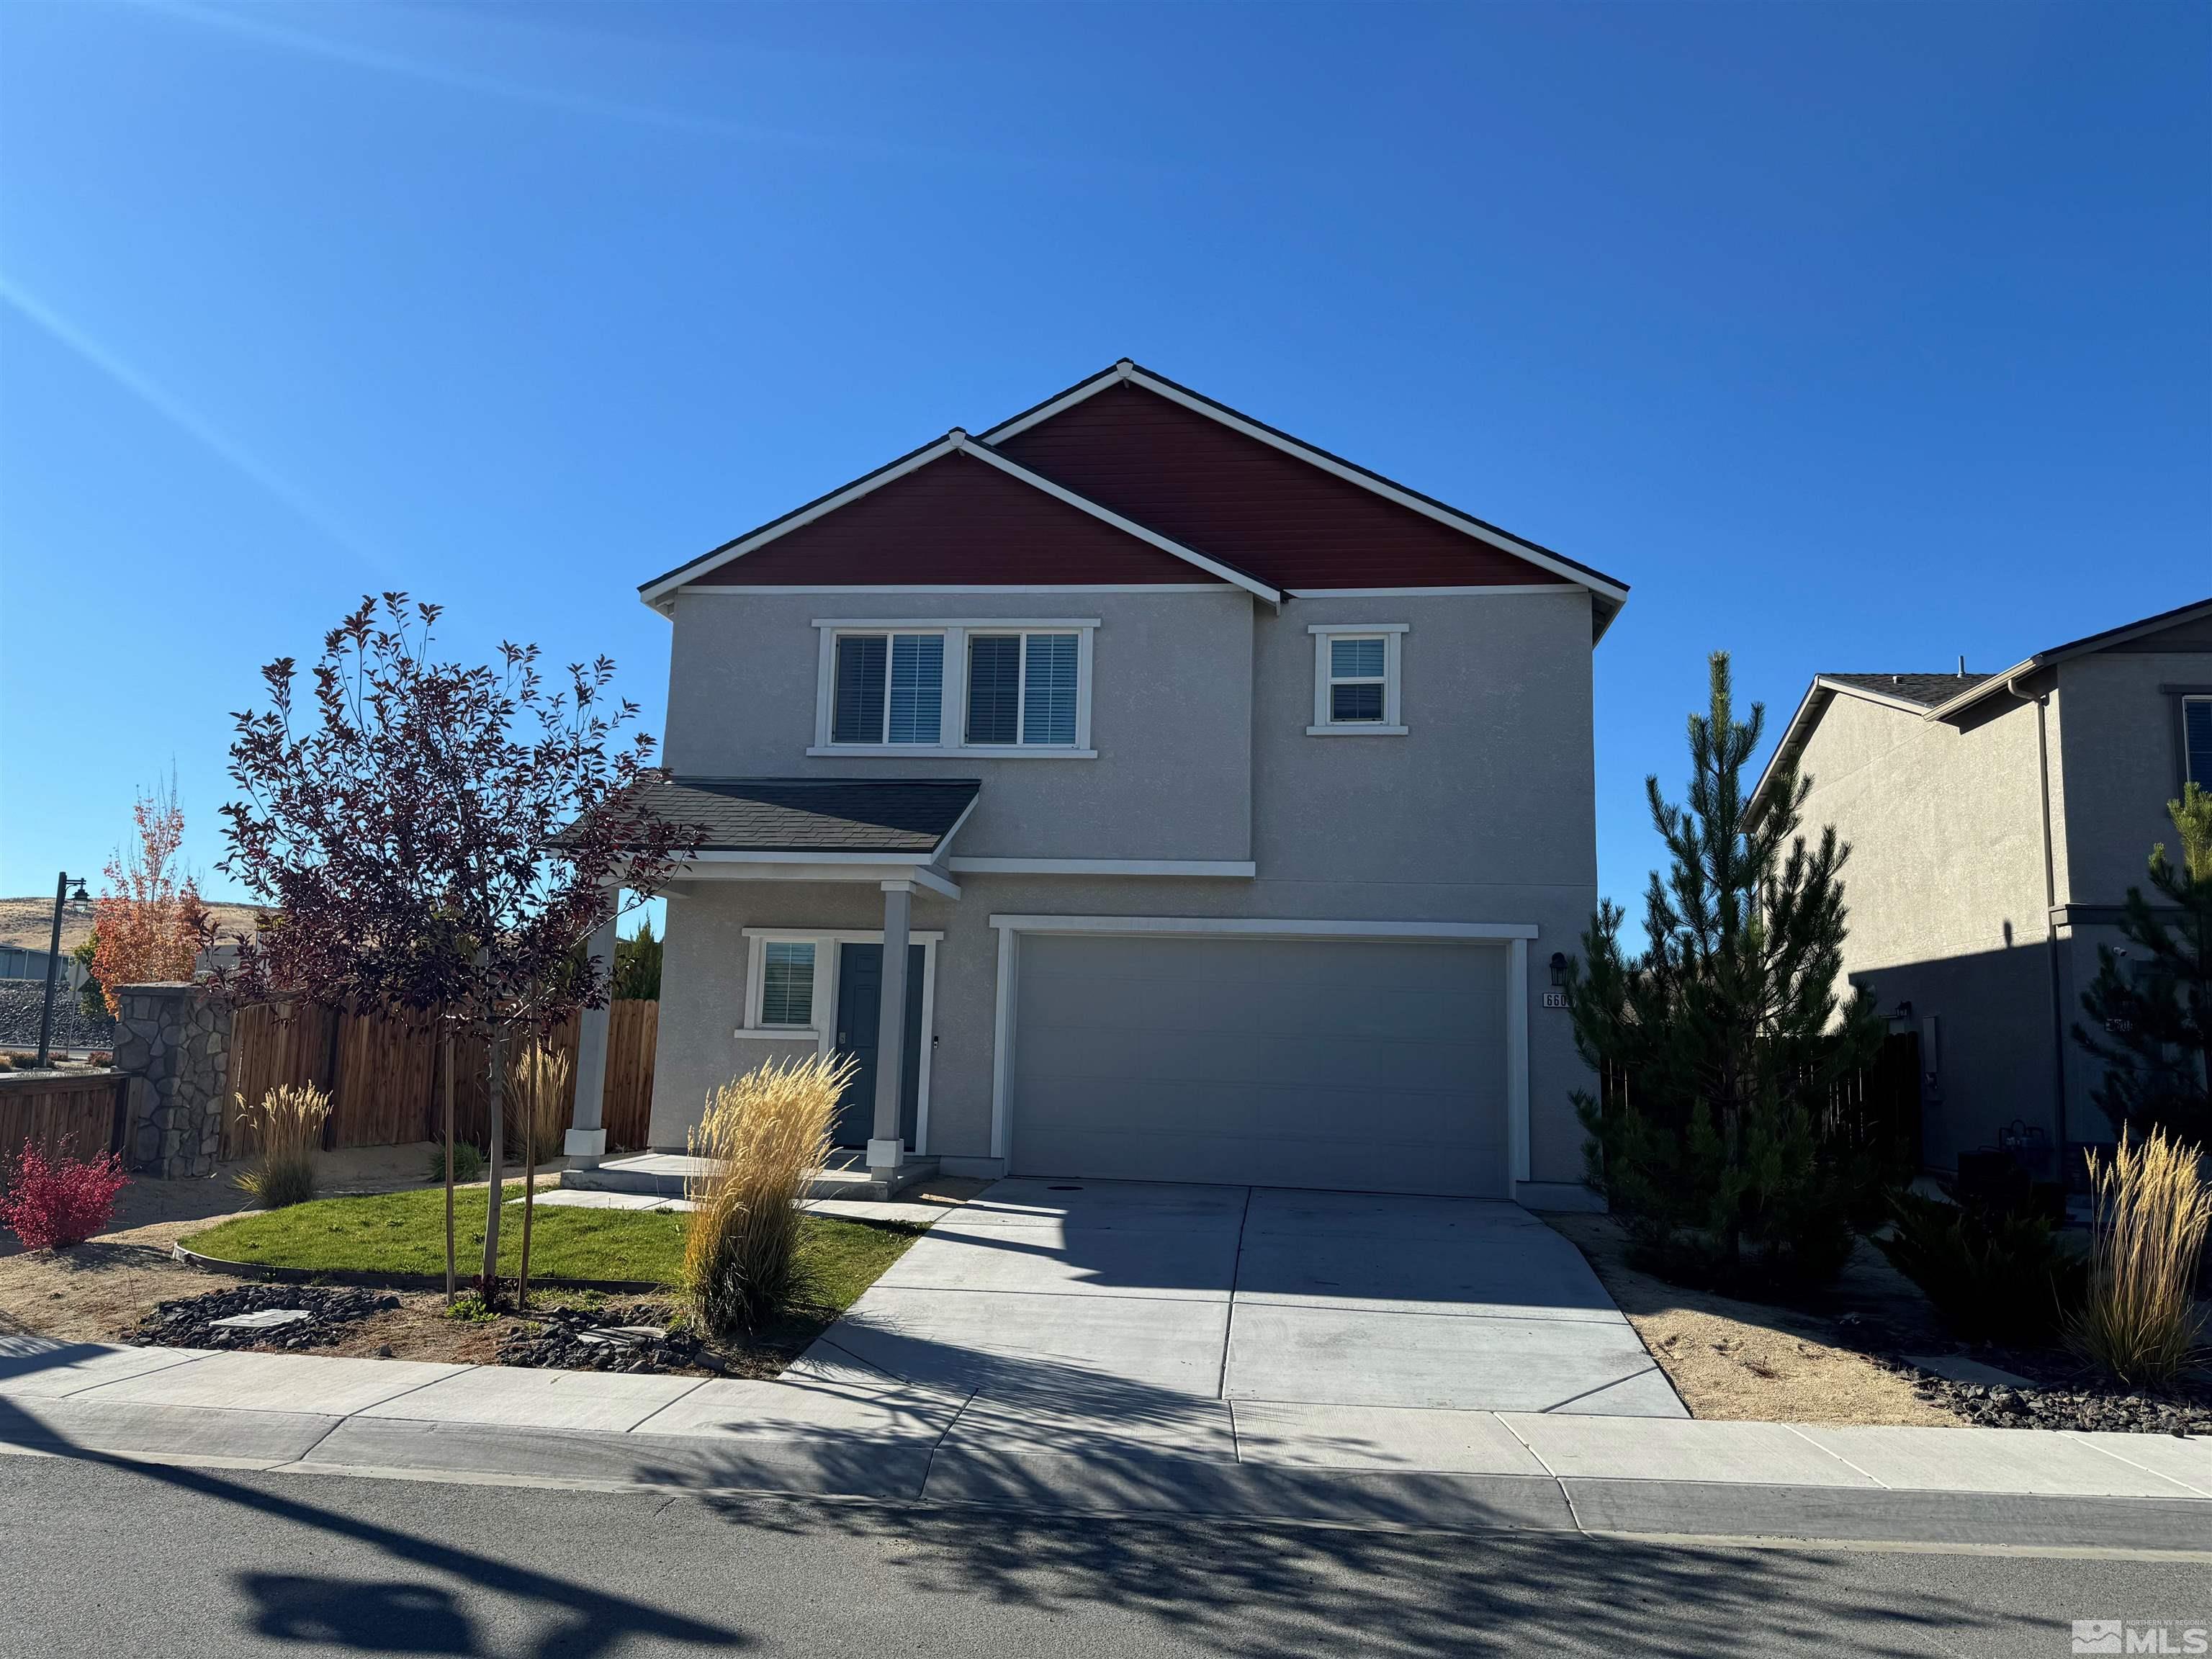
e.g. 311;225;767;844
695;451;1213;587
992;382;1568;591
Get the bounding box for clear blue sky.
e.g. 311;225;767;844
4;2;2206;936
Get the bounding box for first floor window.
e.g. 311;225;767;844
832;631;942;745
1328;635;1388;723
2187;696;2212;787
760;941;816;1028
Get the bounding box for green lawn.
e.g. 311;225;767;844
181;1182;925;1306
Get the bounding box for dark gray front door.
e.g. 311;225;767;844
832;943;927;1148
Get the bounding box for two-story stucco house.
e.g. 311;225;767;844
603;362;1629;1207
1748;597;2212;1182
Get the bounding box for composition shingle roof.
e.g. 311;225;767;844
1819;672;2000;709
634;776;980;854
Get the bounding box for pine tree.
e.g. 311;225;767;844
1567;652;1885;1290
2073;783;2212;1148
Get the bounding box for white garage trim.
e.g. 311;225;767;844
984;914;1539;1184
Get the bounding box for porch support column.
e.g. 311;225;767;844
566;901;621;1166
869;878;914;1177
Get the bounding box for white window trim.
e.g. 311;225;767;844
1308;623;1408;736
812;619;1097;757
737;928;945;1154
2185;693;2212;787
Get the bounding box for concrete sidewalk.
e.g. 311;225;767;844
2;1334;2208;1550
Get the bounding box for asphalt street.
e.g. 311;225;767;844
6;1452;2207;1657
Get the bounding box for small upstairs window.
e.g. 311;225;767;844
967;631;1079;747
1308;624;1407;735
2186;696;2212;787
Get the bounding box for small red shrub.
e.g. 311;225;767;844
0;1144;130;1250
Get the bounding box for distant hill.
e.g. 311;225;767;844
0;896;269;957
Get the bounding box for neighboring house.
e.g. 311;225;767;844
632;360;1629;1205
1748;597;2212;1180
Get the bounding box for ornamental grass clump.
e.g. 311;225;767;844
683;1053;851;1339
2066;1127;2212;1390
233;1083;331;1209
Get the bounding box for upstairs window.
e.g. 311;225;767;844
2187;696;2212;787
831;631;943;745
812;619;1096;755
967;631;1080;747
1308;624;1407;735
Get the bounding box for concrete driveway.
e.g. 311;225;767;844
793;1179;1683;1451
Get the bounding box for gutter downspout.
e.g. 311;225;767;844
2002;673;2069;1169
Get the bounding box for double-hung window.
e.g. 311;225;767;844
966;631;1079;747
1308;624;1407;735
2186;696;2212;787
758;941;817;1029
830;631;944;746
814;620;1093;754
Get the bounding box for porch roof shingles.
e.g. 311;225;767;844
642;776;979;855
1820;672;1999;709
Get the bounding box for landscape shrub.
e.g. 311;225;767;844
2067;1127;2212;1389
683;1053;852;1338
511;1039;573;1307
233;1083;331;1209
1876;1189;2085;1345
0;1143;130;1249
429;1141;485;1186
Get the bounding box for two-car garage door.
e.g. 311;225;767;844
1008;933;1509;1198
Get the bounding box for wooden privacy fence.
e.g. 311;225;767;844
223;1001;657;1159
0;1071;125;1164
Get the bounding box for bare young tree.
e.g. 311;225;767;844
216;594;698;1301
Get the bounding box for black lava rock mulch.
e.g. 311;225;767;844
1871;1354;2212;1435
0;982;117;1050
135;1284;400;1352
497;1302;718;1375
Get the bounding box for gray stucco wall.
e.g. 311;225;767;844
648;584;1601;1187
2052;637;2212;907
1789;688;2061;1169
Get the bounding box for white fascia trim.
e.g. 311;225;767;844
948;858;1258;878
740;927;946;943
1307;622;1410;635
639;434;960;611
697;585;1231;595
950;435;1280;603
986;915;1539;940
685;850;942;865
982;363;1626;606
679;860;945;885
815;616;1103;630
806;746;1098;760
1289;585;1578;598
1305;725;1409;737
907;867;962;902
935;793;981;860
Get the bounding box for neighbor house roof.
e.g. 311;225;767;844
638;361;1629;638
632;777;981;855
1748;594;2212;822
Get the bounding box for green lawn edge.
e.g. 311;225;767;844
181;1182;925;1313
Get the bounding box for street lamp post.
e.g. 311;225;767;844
34;871;91;1070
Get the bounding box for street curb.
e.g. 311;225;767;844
168;1241;666;1295
9;1393;2211;1550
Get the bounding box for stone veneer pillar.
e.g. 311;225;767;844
112;982;230;1178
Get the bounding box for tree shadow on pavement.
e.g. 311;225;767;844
0;1396;742;1658
706;1496;2001;1659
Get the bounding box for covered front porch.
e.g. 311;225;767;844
563;776;981;1197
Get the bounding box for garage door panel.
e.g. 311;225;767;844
1011;934;1509;1199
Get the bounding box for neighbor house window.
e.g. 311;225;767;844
759;941;816;1028
967;631;1080;747
1308;624;1407;735
831;631;943;745
2187;696;2212;787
